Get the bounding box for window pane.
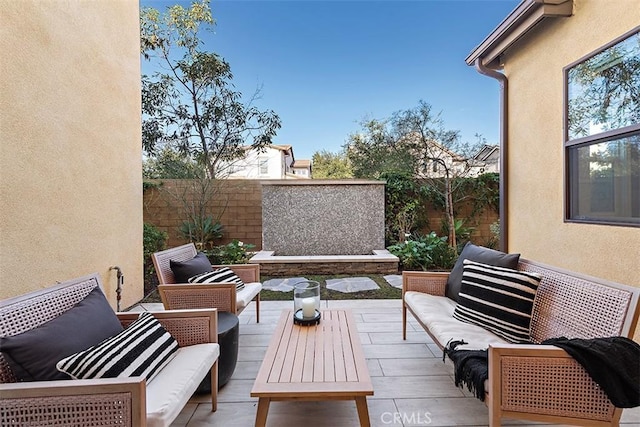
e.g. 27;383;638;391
568;134;640;223
567;32;640;140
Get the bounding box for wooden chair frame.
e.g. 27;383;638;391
152;243;261;322
0;274;219;427
401;259;640;427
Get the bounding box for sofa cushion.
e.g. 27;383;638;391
56;312;178;382
236;282;262;309
453;260;542;343
404;291;507;351
189;266;245;291
0;287;123;381
170;252;211;283
146;343;220;427
446;242;520;302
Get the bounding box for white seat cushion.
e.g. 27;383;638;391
146;343;220;427
236;282;261;309
404;291;507;351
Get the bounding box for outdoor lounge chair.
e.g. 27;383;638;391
152;243;262;322
0;273;219;427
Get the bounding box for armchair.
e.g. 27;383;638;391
152;243;262;322
0;274;219;427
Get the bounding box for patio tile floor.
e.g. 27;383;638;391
131;300;640;427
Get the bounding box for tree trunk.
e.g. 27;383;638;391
445;176;457;249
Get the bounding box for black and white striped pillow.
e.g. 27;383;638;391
452;259;541;343
56;312;178;382
188;266;245;291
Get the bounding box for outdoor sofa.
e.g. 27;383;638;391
402;243;640;427
0;273;219;427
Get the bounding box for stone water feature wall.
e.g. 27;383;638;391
261;180;386;256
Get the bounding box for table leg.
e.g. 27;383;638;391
355;396;371;427
255;397;270;427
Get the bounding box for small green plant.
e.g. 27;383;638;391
388;232;456;271
143;223;168;294
178;215;223;250
208;239;256;264
485;220;501;249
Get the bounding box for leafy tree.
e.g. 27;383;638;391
568;35;639;139
143;147;200;179
140;0;281;178
345;100;484;248
311;150;353;179
345;118;414;178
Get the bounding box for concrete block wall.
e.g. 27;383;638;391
143;178;499;253
143;179;263;249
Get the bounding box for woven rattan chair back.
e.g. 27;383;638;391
152;243;199;285
158;283;237;314
520;259;640;343
0;274;102;383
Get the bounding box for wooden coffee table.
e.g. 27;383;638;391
251;309;373;426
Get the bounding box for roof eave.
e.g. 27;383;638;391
465;0;573;68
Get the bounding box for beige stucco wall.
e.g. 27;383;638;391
501;0;640;289
0;1;143;310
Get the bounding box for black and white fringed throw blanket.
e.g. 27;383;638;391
443;336;640;407
443;340;488;401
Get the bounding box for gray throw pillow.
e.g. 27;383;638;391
445;242;520;302
169;252;212;283
0;287;123;381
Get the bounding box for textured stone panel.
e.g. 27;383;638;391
262;182;385;255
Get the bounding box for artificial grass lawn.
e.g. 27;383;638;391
140;273;401;303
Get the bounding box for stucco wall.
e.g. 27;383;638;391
262;181;386;255
502;0;640;287
0;1;143;309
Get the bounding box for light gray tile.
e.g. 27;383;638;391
359;332;373;344
394;397;488;426
230;360;261;380
379;358;453;377
239;333;272;347
183;401;257;427
357;321;405;333
367;358;384;377
363;343;432;359
217;378;257;403
372;376;465;399
361;312;404;323
237;346;267;362
369;331;433;344
621;406;640;424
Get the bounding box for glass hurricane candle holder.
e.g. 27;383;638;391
293;280;321;325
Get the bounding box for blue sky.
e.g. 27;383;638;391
142;0;520;161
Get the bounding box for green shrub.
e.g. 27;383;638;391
178;215;223;250
387;232;456;271
143;223;168;294
207;239;256;264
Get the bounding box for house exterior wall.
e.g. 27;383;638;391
0;1;143;309
501;0;640;287
227;146;292;179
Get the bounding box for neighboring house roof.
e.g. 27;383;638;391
293;159;311;168
465;0;573;68
473;144;499;162
401;132;467;162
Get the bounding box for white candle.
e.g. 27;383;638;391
301;297;316;318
